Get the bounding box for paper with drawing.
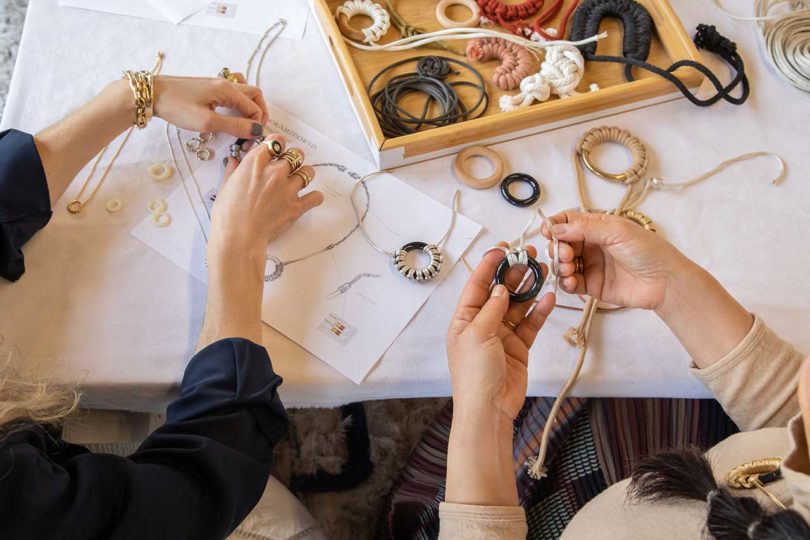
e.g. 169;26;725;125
131;107;482;383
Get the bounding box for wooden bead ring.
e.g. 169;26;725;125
393;242;443;281
466;37;534;91
335;0;391;44
500;173;541;207
495;254;545;303
436;0;480;29
452;146;504;189
621;209;657;233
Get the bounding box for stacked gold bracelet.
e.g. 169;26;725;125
122;70;154;129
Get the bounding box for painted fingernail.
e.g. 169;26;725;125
250;123;263;137
222;157;229;167
491;284;507;298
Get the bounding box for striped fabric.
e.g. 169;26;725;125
381;397;738;540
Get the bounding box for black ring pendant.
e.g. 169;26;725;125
392;241;443;281
495;256;545;303
500;173;541;207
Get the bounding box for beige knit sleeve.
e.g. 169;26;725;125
438;503;527;540
689;316;804;431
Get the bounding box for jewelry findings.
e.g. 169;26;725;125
335;0;391;43
291;169;313;189
185;132;216;161
218;67;239;83
148;162;174;181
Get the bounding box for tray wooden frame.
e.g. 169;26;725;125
309;0;704;168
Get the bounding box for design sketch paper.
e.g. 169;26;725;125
131;107;482;383
57;0;308;39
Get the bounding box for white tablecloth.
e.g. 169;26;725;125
2;0;809;411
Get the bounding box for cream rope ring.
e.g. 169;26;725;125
436;0;480;29
105;199;123;213
151;212;172;228
335;0;391;43
148;162;174;182
147;198;168;214
578;126;649;184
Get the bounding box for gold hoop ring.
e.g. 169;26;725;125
66;200;84;214
502;319;518;331
573;256;585;275
580;149;628;182
291;169;313;189
279;149;304;172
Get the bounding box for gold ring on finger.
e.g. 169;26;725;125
263;139;284;159
279;149;304;172
502;319;518;331
218;67;239;84
573;256;585;275
291;169;313;189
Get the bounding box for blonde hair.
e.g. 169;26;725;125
0;374;79;437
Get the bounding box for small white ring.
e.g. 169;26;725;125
105;199;123;213
148;162;174;182
436;0;480;29
147;198;168;214
196;148;212;161
151;212;172;228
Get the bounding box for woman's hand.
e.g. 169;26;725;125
546;210;753;369
209;138;323;261
447;243;556;423
445;244;555;506
153;74;269;139
544;211;692;311
197;137;324;350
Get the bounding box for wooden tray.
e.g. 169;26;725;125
309;0;703;168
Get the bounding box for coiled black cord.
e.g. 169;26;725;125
367;56;489;137
570;0;749;106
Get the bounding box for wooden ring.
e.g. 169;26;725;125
452;146;504;189
436;0;480;29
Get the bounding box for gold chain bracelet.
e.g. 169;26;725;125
122;70;154;129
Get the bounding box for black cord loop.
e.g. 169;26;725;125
570;0;749;106
368;56;489;137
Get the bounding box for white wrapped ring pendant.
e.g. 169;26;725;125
393;242;443;281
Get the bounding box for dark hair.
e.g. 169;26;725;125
627;447;810;539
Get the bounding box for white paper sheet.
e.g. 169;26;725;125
146;0;209;24
57;0;308;39
131;106;482;383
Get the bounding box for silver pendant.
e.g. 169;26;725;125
392;242;443;281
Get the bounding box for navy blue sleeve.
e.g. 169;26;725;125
0;129;51;282
0;338;289;540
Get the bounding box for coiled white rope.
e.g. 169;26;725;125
336;0;391;44
343;26;607;53
500;44;600;112
714;0;810;93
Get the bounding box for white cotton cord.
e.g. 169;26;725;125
650;151;787;190
344;27;607;53
500;44;599;112
336;0;392;43
714;0;810;93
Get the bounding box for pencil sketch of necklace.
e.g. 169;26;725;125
326;272;381;299
265;162;369;282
